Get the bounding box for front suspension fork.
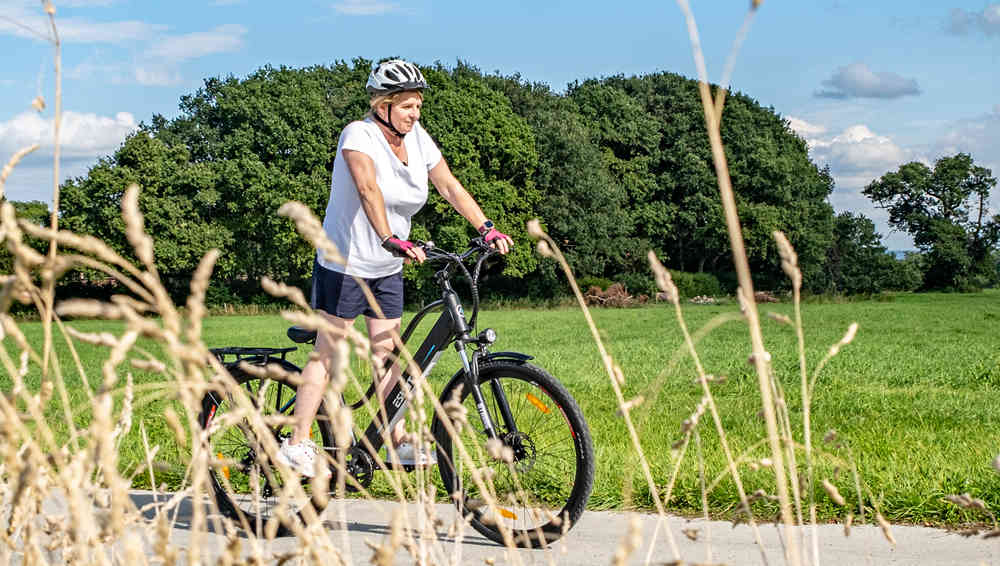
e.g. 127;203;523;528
456;346;520;441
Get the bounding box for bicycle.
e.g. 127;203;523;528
201;237;595;547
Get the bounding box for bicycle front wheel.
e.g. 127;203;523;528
199;362;334;536
433;359;594;547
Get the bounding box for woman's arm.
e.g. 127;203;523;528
429;158;513;254
343;148;425;262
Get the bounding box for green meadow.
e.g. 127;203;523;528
4;290;999;526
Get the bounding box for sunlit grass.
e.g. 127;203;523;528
8;290;998;525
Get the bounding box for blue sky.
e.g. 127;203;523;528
1;0;998;250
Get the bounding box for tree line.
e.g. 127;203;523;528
6;59;998;305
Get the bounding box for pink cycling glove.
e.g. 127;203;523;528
381;235;415;257
483;227;509;245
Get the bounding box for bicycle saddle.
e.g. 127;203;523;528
287;326;317;344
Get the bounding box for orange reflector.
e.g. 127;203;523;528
498;508;518;520
525;393;549;414
218;452;230;481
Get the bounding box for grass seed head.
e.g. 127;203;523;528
829;322;859;357
822;479;847;506
277;201;345;265
773;230;802;288
163;408;186;447
876;512;896;546
526;218;544;239
123;184;156;267
616;396;644;417
767;311;792;325
486;437;513;463
647;251;678;303
536;239;554;257
945;493;987;511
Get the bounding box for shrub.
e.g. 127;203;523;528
576;276;616;292
616;272;657;296
670;271;724;299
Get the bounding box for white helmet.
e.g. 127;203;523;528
366;59;429;96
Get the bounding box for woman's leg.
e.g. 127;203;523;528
365;316;407;445
290;311;354;444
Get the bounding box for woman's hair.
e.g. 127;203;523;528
367;90;424;117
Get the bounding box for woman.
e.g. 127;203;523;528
277;59;513;476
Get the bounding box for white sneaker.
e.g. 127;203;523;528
388;442;437;468
275;438;331;478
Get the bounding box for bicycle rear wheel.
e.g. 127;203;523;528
433;359;594;547
199;361;334;536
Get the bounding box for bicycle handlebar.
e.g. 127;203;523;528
417;237;499;331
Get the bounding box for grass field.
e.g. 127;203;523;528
5;290;999;527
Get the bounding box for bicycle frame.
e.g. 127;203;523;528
212;242;522;466
358;266;507;458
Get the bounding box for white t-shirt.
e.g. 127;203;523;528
319;118;443;278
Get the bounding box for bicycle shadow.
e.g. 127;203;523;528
128;491;499;548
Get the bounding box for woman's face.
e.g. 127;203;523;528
383;91;422;134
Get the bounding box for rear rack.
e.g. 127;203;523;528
210;346;297;365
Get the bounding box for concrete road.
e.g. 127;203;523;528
125;490;999;565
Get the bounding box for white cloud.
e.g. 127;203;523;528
791;121;919;248
134;66;182;86
67;59;126;83
794;110;1000;250
0;110;137;158
809;125;911;175
58;1;119;6
334;0;399;16
786;116;826;141
144;24;247;63
815;63;921;100
0;2;164;44
0;109;138;205
948;4;1000;36
58;18;166;43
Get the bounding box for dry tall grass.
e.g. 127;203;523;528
2;2;996;566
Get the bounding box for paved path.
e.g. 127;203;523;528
123;491;999;565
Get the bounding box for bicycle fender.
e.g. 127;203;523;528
482;351;533;363
440;351;534;395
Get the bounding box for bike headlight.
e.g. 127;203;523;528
478;328;497;344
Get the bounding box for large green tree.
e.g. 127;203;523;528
483;71;634;296
824;212;922;294
863;153;999;290
567;73;835;290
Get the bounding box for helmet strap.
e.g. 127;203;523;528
373;103;406;139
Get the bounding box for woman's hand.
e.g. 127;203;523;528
382;235;426;263
483;227;513;255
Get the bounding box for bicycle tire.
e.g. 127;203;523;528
432;359;595;547
199;360;334;536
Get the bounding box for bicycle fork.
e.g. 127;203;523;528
459;348;520;442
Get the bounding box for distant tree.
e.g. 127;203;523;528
568;73;835;290
483;70;633;295
863;153;999;290
0;200;50;275
825;212;922;294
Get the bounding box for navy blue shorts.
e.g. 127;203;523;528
311;261;404;319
